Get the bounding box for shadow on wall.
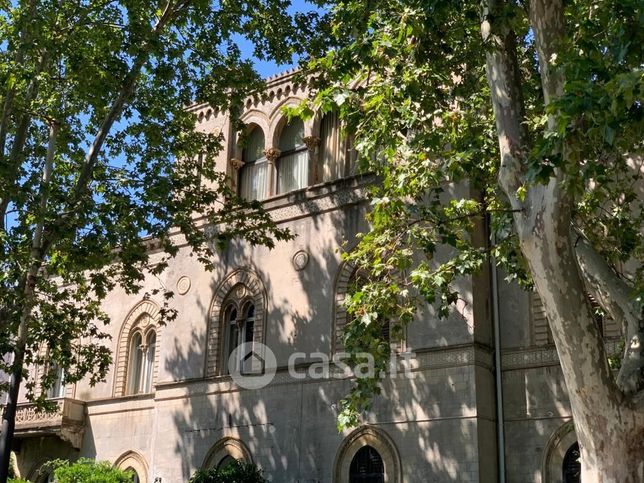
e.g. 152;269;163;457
162;199;481;482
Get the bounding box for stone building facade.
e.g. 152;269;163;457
10;70;619;482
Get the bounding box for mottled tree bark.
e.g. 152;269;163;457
481;0;644;480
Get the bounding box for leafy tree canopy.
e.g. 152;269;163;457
294;0;643;434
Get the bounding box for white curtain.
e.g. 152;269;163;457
240;160;268;201
278;149;308;193
127;333;143;394
143;331;156;393
319;111;345;182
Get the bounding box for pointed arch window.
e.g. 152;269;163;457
277;118;308;193
350;445;385;483
239;127;268;201
562;442;581;483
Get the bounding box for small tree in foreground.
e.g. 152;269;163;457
45;458;133;483
189;461;267;483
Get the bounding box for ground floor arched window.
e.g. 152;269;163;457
349;445;385;483
562;442;581;483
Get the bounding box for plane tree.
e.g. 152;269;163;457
302;0;643;480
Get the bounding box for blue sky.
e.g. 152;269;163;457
237;0;325;78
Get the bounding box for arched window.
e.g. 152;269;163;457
206;269;267;378
562;442;581;483
350;445;385;483
239;127;268;201
277;118;308;193
318;111;357;183
217;455;236;469
124;467;140;483
202;436;253;469
223;300;256;375
114;450;149;483
125;320;157;394
334;426;401;483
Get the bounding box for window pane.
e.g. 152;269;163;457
143;332;156;393
240;159;268;201
319;111;345;182
243;128;265;162
47;364;65;399
278;119;304;151
277;150;308;193
349;445;384;483
127;333;143;395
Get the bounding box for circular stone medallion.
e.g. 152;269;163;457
292;250;310;271
177;276;191;295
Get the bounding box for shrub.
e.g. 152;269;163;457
47;458;134;483
189;461;267;483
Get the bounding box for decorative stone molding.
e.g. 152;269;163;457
202;437;253;469
333;426;402;483
206;268;268;377
114;450;149;483
113;299;163;397
303;135;320;151
230;158;245;170
502;340;621;371
14;398;86;449
268;183;369;223
263;147;281;163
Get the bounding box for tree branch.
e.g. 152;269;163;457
575;236;643;396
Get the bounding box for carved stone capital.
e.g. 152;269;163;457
263;147;281;163
303;136;321;151
230;158;245;170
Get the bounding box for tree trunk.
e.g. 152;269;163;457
481;0;644;480
0;123;58;482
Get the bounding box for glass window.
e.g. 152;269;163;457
562;442;581;483
142;331;156;393
277;119;308;193
239;127;267;201
124;467;140;483
47;364;65;399
127;332;144;395
223;300;257;375
318;112;357;183
217;455;236;469
126;329;156;395
349;445;384;483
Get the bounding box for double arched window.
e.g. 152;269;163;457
114;300;162;397
239;127;268;201
223;300;256;375
126;326;157;395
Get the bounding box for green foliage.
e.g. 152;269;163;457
46;458;133;483
189;461;267;483
304;0;643;429
0;0;324;406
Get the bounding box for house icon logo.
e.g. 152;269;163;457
228;342;277;389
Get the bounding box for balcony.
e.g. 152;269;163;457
14;398;86;449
